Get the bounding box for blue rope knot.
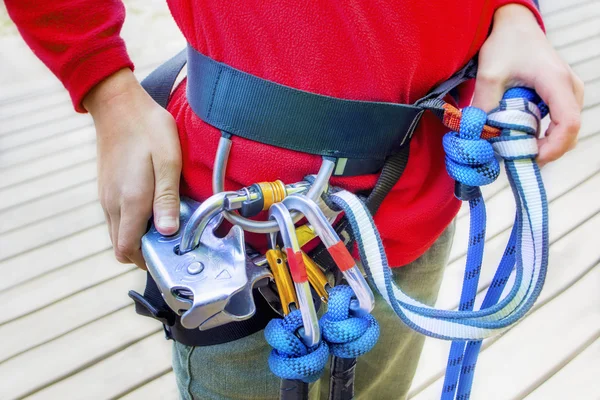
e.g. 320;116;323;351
264;310;329;383
443;106;499;187
320;285;380;358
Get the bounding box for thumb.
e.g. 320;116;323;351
471;72;506;113
152;153;182;235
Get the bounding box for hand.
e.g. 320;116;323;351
472;4;584;166
84;68;182;268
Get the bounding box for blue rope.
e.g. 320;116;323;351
265;285;379;383
441;107;489;399
441;88;548;400
320;285;380;358
265;310;329;383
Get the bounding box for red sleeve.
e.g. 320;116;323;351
5;0;134;112
495;0;545;31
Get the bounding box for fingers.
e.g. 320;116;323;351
152;134;182;236
534;65;582;165
472;67;506;112
118;197;153;269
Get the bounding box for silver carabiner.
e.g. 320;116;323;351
269;203;321;347
213;135;334;233
283;195;375;315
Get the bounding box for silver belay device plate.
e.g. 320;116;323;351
141;197;271;330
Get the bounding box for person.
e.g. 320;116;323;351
6;1;583;399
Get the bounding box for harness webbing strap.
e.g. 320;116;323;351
185;45;422;164
129;272;280;346
141;49;186;108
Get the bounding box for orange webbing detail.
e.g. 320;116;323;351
442;103;500;139
285;248;308;283
327;241;356;272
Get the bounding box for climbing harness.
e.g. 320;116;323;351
130;39;550;400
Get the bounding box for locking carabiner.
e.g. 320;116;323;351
283;195;375;315
268;203;321;347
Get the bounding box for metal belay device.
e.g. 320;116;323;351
140;155;333;331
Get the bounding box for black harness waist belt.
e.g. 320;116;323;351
186;45;423;174
142;46;476;176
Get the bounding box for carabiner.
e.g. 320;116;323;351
282;195;375;315
269;203;321;347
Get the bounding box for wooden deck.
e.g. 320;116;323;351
0;1;598;398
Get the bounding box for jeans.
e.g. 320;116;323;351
172;221;455;400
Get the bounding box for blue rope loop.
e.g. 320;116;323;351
443;106;499;188
264;310;329;383
441;87;548;400
320;285;380;358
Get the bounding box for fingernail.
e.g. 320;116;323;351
157;216;178;230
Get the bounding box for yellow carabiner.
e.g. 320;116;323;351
266;249;298;315
302;252;330;303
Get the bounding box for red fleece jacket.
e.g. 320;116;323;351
6;0;542;267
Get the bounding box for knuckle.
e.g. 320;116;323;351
154;188;179;207
114;250;130;264
477;70;503;87
564;114;581;134
116;241;136;258
121;188;149;205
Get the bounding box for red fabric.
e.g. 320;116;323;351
6;0;543;266
5;0;134;112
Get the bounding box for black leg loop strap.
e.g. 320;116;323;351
129;272;280;347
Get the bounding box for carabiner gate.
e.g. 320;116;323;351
282;195;375;315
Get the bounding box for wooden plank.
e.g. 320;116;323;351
450;133;600;261
583;79;600;109
0;201;105;262
559;35;600;65
0;224;111;291
0;91;69;122
0;181;97;234
524;337;600;400
410;200;600;397
548;16;600;49
0;307;161;400
543;1;600;30
0;250;133;325
0;271;144;363
0;79;60;105
581;103;600;138
0;141;96;189
119;371;179;400
572;55;600;82
0;160;96;210
25;333;172;400
0;113;91;151
411;266;600;400
0;106;83;138
540;0;595;15
0;126;95;169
